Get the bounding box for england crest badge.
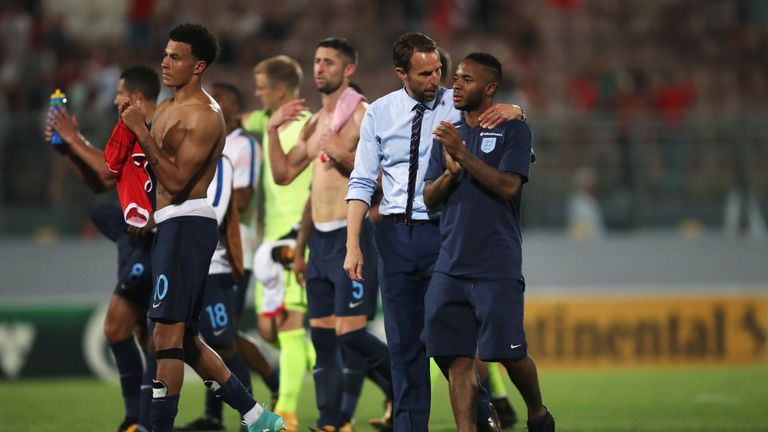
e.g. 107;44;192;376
481;137;496;153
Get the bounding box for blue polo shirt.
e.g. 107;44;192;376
424;118;533;280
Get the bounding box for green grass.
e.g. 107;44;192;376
1;365;767;431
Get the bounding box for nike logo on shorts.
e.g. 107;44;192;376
213;328;226;337
348;300;364;308
510;343;522;349
152;302;162;308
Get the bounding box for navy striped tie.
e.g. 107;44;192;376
405;103;426;223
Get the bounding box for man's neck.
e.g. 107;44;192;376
144;103;157;124
173;79;201;103
464;99;493;128
320;83;349;113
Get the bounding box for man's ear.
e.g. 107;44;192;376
130;89;145;103
275;83;287;99
485;82;497;98
193;60;207;75
395;67;407;82
344;63;357;80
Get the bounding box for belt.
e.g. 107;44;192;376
384;213;438;226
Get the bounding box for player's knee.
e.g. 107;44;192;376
309;315;336;330
335;315;366;336
450;356;476;373
502;354;531;368
152;322;184;350
257;317;277;343
103;319;132;343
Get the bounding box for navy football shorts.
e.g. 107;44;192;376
113;233;154;309
199;273;238;346
424;272;528;361
148;216;218;325
306;223;378;319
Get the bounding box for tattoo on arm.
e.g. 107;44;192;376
140;136;160;166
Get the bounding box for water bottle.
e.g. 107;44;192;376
49;89;67;145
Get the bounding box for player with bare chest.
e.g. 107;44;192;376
119;22;285;432
266;37;394;430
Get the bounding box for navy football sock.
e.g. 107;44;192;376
367;368;394;400
340;345;367;422
203;353;253;420
310;327;343;427
264;366;280;395
110;336;143;421
481;377;491;399
213;374;257;417
338;328;392;385
151;381;179;432
204;385;222;421
226;352;253;394
477;374;492;424
138;351;156;429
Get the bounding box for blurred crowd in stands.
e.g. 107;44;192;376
1;0;766;237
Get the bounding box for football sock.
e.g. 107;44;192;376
340;345;367;422
488;363;508;398
151;380;178;432
213;374;257;417
264;366;280;395
310;327;343;427
138;350;156;429
110;336;143;421
338;328;392;385
274;328;309;414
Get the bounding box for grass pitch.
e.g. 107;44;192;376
1;365;766;431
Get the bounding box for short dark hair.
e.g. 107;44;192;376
392;32;437;71
464;52;502;84
168;23;219;68
210;82;244;110
121;66;160;101
317;37;358;65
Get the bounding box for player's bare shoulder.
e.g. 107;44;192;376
352;100;368;128
193;91;226;132
340;100;368;149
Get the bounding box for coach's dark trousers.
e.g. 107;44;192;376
374;216;440;432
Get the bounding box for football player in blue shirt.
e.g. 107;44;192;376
423;52;555;432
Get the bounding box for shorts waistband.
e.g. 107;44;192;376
155;198;216;224
314;219;347;232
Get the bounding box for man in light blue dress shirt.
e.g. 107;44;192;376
344;32;523;432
